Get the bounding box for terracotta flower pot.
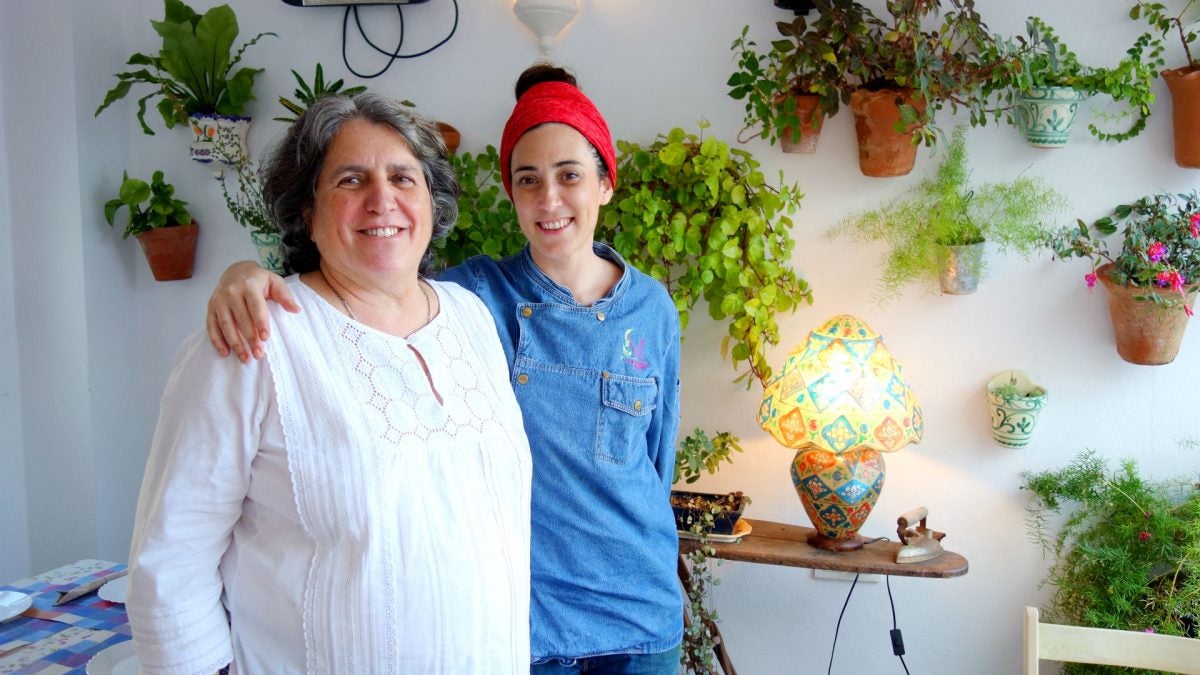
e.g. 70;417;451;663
1162;67;1200;168
1098;263;1197;365
849;88;924;177
437;122;461;156
134;221;199;282
779;94;824;154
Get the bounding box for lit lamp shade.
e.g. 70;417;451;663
758;315;923;551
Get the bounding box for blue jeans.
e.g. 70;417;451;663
531;644;682;675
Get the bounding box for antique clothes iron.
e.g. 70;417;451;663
896;506;945;564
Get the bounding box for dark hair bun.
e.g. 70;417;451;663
514;63;577;100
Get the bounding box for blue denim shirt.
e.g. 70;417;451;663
438;243;683;660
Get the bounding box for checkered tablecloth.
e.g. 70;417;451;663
0;560;130;674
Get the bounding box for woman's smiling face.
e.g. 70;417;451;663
307;118;433;285
509;123;613;269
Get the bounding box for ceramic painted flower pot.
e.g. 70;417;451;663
849;88;924;177
939;242;984;294
251;230;285;274
437;122;461;156
985;370;1047;448
189;114;251;164
1162;67;1200;168
1098;263;1197;365
135;221;198;282
779;94;824;155
1015;86;1084;148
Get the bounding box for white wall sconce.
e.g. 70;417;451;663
512;0;580;54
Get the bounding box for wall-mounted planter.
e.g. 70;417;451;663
1162;67;1200;168
251;230;285;274
1015;86;1084;148
135;221;199;282
779;94;824;155
849;88;923;177
939;242;984;295
1098;262;1197;365
189;114;251;164
985;370;1047;448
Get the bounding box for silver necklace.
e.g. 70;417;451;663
321;270;432;326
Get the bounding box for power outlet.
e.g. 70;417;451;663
812;569;881;583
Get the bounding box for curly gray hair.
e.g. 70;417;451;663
262;93;458;275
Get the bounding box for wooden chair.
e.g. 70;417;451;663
1024;606;1200;674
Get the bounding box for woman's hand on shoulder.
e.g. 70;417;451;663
206;261;299;362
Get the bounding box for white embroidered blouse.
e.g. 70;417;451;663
126;277;532;674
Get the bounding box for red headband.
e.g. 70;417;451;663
499;81;617;199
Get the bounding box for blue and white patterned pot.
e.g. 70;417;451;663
1015;86;1084;148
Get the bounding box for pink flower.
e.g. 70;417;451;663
1084;272;1098;289
1147;241;1168;262
1144;627;1156;633
1191;213;1200;238
1188;305;1195;317
1156;270;1186;292
1138;530;1152;542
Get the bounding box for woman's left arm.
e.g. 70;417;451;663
126;333;268;674
647;317;682;491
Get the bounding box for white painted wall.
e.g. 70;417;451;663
3;0;1198;672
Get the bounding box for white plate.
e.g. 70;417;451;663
98;576;129;604
0;590;32;622
86;640;139;675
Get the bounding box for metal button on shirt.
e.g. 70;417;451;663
521;307;533;318
517;374;529;385
596;312;605;322
633;400;643;411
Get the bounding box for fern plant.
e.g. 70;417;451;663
1022;451;1200;674
830;126;1066;302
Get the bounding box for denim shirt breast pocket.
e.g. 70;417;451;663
596;371;658;465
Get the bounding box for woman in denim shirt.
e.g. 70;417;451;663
205;65;683;674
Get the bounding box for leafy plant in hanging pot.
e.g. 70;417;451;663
837;0;1028;177
94;0;274;163
1129;0;1200;167
830;126;1067;302
1004;16;1157;147
726;1;870;154
1044;189;1200;365
104;170;198;282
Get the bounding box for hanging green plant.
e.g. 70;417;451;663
443;122;811;385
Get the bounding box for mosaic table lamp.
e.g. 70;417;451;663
758;315;923;551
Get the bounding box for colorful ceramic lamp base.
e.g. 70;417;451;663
792;447;886;552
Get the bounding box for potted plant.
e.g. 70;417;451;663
444;122;811;386
214;150;284;274
831;126;1067;302
1044;190;1200;365
726;2;871;153
983;370;1047;447
1005;17;1157;147
1129;0;1200;166
1022;451;1200;661
104;170;198;281
670;428;747;675
836;0;1028;176
274;63;369;124
93;0;273;163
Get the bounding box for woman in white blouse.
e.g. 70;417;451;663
126;94;532;674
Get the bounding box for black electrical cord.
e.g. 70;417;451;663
826;572;860;675
341;0;459;79
886;575;911;675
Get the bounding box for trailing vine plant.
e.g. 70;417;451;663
441;122;811;386
1022;450;1200;674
